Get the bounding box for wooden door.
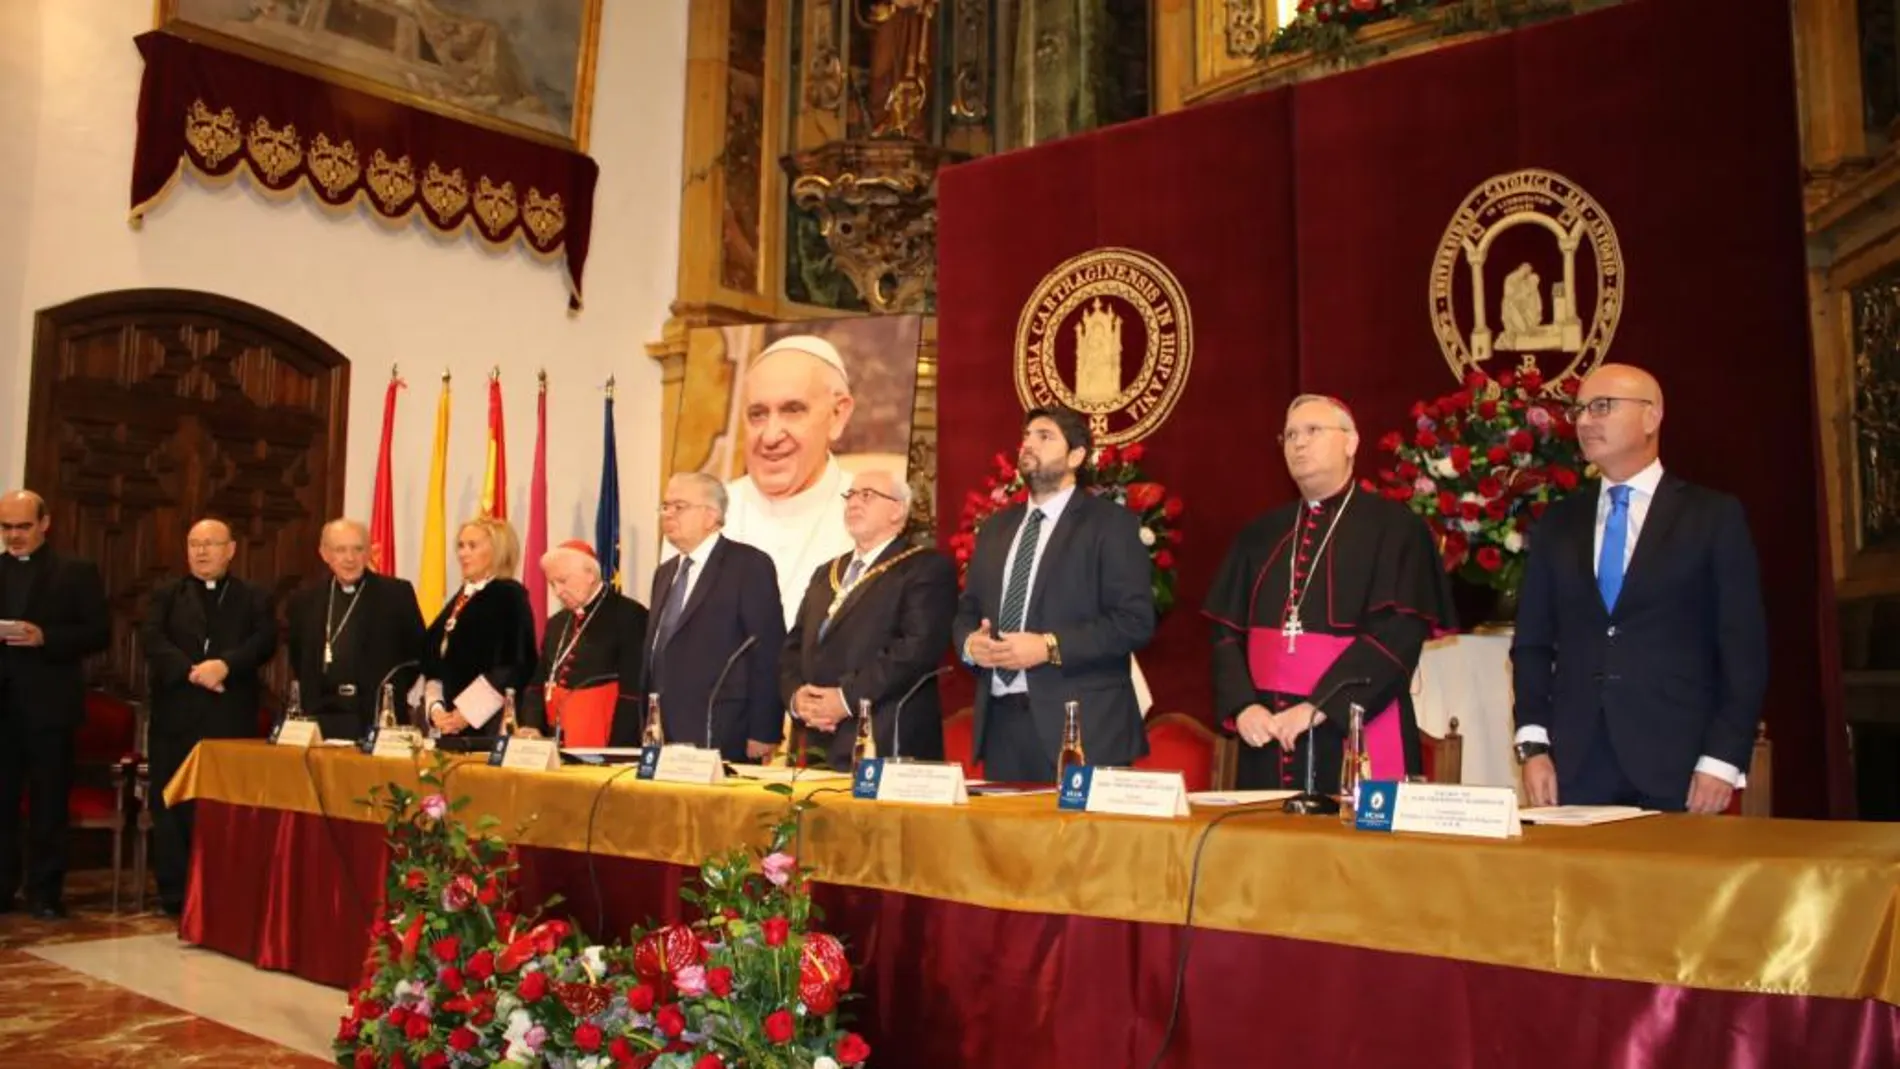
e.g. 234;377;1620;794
25;289;350;702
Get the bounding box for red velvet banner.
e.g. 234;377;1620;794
131;32;599;307
935;0;1848;816
185;800;1900;1068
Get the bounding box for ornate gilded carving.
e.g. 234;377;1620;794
949;0;990;123
245;115;303;183
474;175;519;234
522;188;566;245
422;161;470;222
307;133;361;198
805;0;846;113
785;140;961;313
185;100;241;167
1853;271;1900;548
1225;0;1265;58
366;149;417;211
856;0;941;138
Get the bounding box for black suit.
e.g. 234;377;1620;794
287;573;425;742
421;579;539;739
140;574;276;909
521;587;650;746
0;549;110;908
951;490;1156;780
642;536;785;762
781;539;956;769
1512;471;1768;808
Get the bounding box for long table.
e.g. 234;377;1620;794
169;741;1900;1068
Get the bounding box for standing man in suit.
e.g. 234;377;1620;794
0;490;109;918
287;519;426;741
952;408;1156;781
782;470;956;768
140;518;277;916
644;473;785;762
1513;364;1768;813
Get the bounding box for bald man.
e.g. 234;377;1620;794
0;491;108;919
140;518;277;915
1512;365;1768;814
286;519;426;742
722;335;859;626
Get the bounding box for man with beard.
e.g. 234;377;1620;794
140;517;276;916
952;408;1155;781
286;519;427;741
1204;395;1454;793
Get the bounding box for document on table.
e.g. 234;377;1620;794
724;764;852;783
965;781;1058;796
1519;806;1659;826
1188;789;1303;806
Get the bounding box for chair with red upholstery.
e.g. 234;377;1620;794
942;707;982;780
1134;713;1231;793
69;690;140;912
1419;717;1464;785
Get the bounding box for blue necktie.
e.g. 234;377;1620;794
1598;485;1631;612
819;558;864;641
654;556;692;653
995;509;1044;686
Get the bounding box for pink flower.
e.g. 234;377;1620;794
1412;477;1435;496
421;794;449;820
761;852;797;888
674;964;709;997
1527;406;1553;429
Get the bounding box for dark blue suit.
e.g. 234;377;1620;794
642;535;785;761
1512;471;1767;807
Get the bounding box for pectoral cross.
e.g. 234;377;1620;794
322;641;332;669
1282;614;1303;653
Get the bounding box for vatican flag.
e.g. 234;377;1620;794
418;372;451;621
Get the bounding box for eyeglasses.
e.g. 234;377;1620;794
1565;396;1654;422
840;489;900;504
658;500;709;515
1278;425;1348;445
187;540;232;551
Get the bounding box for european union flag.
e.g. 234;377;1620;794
594;386;621;590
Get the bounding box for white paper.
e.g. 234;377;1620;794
499;737;561;771
273;719;322;747
1520;806;1659;826
370;729;423;760
1083;767;1189;818
1188;789;1303;807
406;676;427;710
453;676;505;729
652;745;727;785
1132;655;1153;718
726;764;851;783
876;761;969;806
1391;782;1522;839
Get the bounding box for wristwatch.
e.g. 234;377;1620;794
1514;741;1551;764
1042;633;1062;667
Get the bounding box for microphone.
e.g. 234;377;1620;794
1282;675;1372;815
705;635;758;752
888;665;952;763
546;673;619;748
369;659;420;736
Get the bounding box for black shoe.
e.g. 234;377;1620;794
28;902;67;921
158;899;184;918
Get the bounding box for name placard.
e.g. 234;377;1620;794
638;745;726;785
490;736;561;772
271;718;322;747
367;727;424;761
854;759;968;806
1053;767;1190;818
1355;781;1521;839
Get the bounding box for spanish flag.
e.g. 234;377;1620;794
522;371;550;641
368;366;403;576
480;367;507;519
417;371;450;621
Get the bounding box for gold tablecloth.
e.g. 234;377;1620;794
170;740;1900;1006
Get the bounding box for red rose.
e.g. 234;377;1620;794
656;1004;687;1038
443;875;477;913
1486;446;1510;467
1436;491;1458;517
1450;391;1473;412
762;917;790;948
404;1014;431;1041
465;949;495;982
1552;466;1579;491
1125;482;1165;512
1464;371;1487;390
354;1049;377;1069
1521;369;1544;391
1379;431;1402;453
1154;549;1175;570
430;936;461;964
390;1056;407;1069
1508;430;1534;454
1394;460;1418;481
495;911;518;938
1531;500;1549;519
1459;501;1481;523
611;1037;637;1063
1414;430;1440;450
627;982;658;1013
1442;532;1469;565
519;970;549;1003
1450;446;1472;474
1121;442;1146;464
837;1033;873;1065
1163;497;1183;520
575;1023;604;1052
404;869;427;892
1477;546;1503;572
449;1027;479;1053
335;1017;361;1043
387;1007;410;1029
1477;400;1498;420
477;881;499;907
1497;370;1517;389
1098;444;1119;466
694;1057;723;1069
1485;500;1508;522
356;999;385;1021
1409;400;1427;418
422;1055;449;1069
438;966;464;993
764;1009;796;1045
530;920;571;955
707;966;733;997
1477;476;1503;500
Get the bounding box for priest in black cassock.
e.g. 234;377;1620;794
1204;395;1454;793
287;519;425;741
518;540;649;747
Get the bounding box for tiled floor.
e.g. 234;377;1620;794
0;871;339;1066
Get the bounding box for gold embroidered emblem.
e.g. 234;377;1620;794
184;100;241;168
474;176;519;235
1430;169;1625;394
422;162;469;222
245;116;303;183
307;134;360;198
366;150;416;212
1015;247;1193;446
523;188;566;245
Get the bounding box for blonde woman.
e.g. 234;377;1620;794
419;516;537;739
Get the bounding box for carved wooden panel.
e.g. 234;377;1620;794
25;289;350;701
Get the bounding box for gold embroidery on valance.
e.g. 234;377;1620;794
523;189;565;246
185;101;241;168
246;116;302;183
366;150;416;212
308;134;361;198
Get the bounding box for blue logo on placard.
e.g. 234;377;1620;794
486;737;508;766
636;745;662;780
853;758;884;799
1057;766;1094;811
1355;781;1400;832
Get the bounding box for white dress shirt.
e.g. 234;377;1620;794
669;532;721;611
1517;458;1744;788
990;485;1076;697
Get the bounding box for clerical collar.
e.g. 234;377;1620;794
1304;481;1355;511
201;577;225;590
334;575;362;595
9;553;32;563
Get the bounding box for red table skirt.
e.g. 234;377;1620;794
184;801;1900;1068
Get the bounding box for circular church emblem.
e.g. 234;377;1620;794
1016;248;1193;446
1429;169;1624;395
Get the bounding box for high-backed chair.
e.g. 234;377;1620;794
68;690;140;913
1419;717;1464;785
942;707;981;779
1134;713;1232;793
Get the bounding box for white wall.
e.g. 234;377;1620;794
0;0;686;601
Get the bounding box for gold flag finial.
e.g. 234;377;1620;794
605;375;616;400
390;363;400;382
537;368;547;391
441;368;451;383
489;365;500;382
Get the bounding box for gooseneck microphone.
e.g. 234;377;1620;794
889;665;952;763
1282;676;1371;815
705;635;758;751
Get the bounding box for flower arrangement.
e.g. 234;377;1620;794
334;756;869;1069
948;441;1184;613
1368;368;1586;595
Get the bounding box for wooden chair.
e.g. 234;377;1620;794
1419;717;1464;785
67;690;140;913
1134;713;1233;793
942;707;982;779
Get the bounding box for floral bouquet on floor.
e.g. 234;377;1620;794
949;441;1184;613
1369;368;1587;596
